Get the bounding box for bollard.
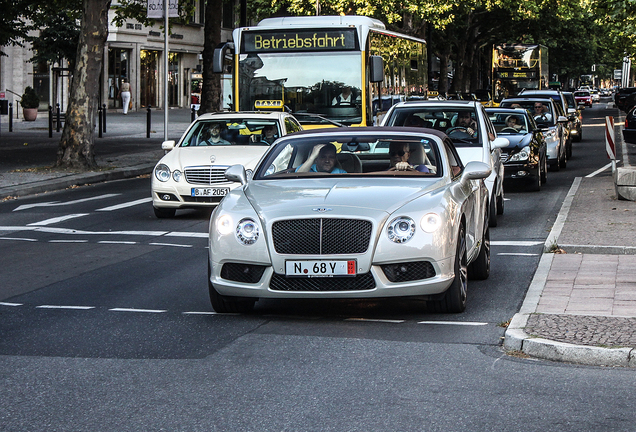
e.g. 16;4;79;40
9;103;13;132
102;103;107;133
48;105;53;137
191;106;196;122
98;105;103;138
147;106;151;138
56;103;61;132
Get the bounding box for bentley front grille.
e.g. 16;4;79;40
272;218;372;255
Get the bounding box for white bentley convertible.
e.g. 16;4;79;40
208;128;492;313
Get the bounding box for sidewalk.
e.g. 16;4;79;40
2;106;636;367
0;108;194;200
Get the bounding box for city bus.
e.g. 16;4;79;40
492;44;548;102
214;15;427;126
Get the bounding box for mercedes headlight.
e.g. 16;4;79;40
387;217;416;243
236;218;260;245
509;146;530;162
154;164;171;182
420;213;442;233
172;169;182;182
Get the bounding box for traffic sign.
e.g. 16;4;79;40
614;69;622;80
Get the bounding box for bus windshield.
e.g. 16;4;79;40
238;52;363;125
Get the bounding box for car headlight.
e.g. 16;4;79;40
216;214;233;236
155;164;171;182
172;169;182;182
236;218;260;245
420;213;442;233
387;217;416;243
509;146;530;162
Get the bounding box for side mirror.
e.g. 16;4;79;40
369;55;384;83
213;42;234;74
462;161;491;180
225;164;247;185
161;140;175;151
557;115;568;123
567;108;576;115
492;137;509;149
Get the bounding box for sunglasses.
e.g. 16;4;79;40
390;150;408;157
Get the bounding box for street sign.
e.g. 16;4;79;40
147;0;179;18
614;69;622;80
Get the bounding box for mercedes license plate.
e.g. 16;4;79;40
285;260;356;277
191;187;229;197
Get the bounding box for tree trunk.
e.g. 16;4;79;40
199;0;222;114
439;53;450;94
56;0;111;169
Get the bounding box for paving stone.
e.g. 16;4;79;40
525;314;636;347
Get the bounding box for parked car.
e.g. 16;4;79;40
499;97;568;171
381;100;509;226
486;108;548;191
614;87;636;112
151;111;303;218
518;89;574;158
562;91;583;142
622;106;636;143
574;90;592;107
208;128;492;314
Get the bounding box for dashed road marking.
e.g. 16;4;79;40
491;241;543;246
149;242;193;248
109;308;167;313
14;194;120;212
497;253;539;256
346;318;405;323
36;305;95;310
0;302;23;306
49;239;89;243
98;240;138;245
96;197;152;212
28;213;90;226
418;321;488;326
0;237;37;242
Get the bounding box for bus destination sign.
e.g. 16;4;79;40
243;29;358;53
497;71;537;79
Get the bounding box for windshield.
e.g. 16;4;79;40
238;52;363;125
500;101;555;126
488;111;530;134
254;135;443;179
180;119;281;147
574;91;590;97
384;107;481;147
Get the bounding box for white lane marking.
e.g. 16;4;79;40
109;308;167;313
497;253;539;256
491;241;543;246
13;194;120;211
36;305;95;310
98;241;138;245
182;311;218;315
418;321;488;326
149;242;193;248
0;302;23;306
165;232;209;238
346;318;405;323
96;197;153;212
0;226;169;236
0;237;37;242
586;162;616;178
28;213;90;226
49;240;89;243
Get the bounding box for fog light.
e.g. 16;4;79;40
162;194;171;200
517;171;529;177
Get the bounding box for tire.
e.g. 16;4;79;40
488;195;497;227
550;158;560;172
496;190;504;215
433;225;468;313
559;147;567;169
575;129;582;142
208;261;256;313
541;156;548;184
469;222;490;280
566;138;572;159
153;206;176;218
528;168;542;192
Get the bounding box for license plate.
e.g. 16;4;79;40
285;260;356;277
191;187;229;197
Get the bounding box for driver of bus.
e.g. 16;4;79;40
332;86;361;106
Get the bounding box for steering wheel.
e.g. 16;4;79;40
446;127;476;139
500;127;519;133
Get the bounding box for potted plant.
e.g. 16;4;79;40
20;86;40;121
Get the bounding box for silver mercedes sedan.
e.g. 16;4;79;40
207;128;492;314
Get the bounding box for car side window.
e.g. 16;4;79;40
285;118;301;133
444;140;463;178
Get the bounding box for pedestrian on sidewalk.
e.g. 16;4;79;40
119;78;132;115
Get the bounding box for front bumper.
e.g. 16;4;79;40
152;181;239;209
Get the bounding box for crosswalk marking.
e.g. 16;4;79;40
96;197;152;211
27;213;90;226
13;194;120;211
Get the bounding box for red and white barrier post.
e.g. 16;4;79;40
605;116;616;172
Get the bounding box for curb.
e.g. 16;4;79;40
0;163;155;200
503;177;636;367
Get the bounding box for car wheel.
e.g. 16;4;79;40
559;148;567;169
153;206;176;218
575;129;582;142
468;222;490;280
496;190;504;215
488;195;497;227
208;261;256;313
528;168;542;191
433;225;468;313
566;139;572;159
541;156;548;184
